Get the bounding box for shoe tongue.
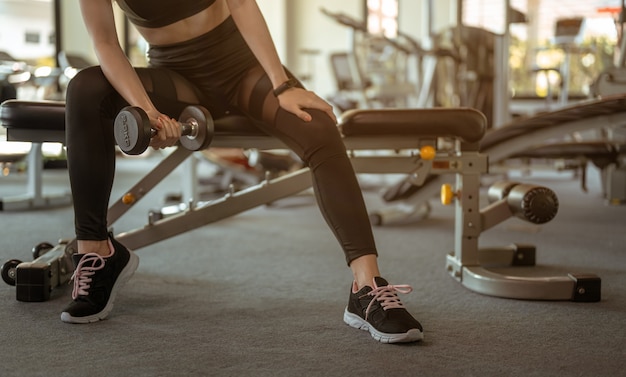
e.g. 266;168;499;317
373;276;389;288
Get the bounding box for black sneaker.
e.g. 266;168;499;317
60;236;139;324
344;276;424;343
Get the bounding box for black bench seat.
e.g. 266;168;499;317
0;99;487;151
1;101;66;143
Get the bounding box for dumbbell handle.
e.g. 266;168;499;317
149;118;198;139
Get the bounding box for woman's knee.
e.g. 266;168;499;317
305;110;344;148
66;66;112;105
289;109;346;165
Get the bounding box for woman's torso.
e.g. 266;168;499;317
116;0;229;46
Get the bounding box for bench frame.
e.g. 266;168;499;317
1;142;72;211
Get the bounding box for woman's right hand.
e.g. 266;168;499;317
148;111;182;150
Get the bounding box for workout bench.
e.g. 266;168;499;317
379;94;626;221
0;99;601;303
506;141;626;201
0;100;71;210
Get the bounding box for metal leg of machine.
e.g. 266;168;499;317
445;174;601;302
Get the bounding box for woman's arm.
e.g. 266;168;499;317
78;0;180;147
226;0;336;123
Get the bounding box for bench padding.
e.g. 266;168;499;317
481;94;626;150
340;108;486;144
1;100;488;147
0;100;65;131
510;141;624;169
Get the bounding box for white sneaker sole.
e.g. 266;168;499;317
344;308;424;343
61;251;139;324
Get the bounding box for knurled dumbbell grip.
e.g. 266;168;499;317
150;120;196;138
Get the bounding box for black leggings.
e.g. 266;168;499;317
65;18;377;265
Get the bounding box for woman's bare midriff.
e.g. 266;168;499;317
133;0;230;46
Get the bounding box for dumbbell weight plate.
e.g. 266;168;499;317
178;106;214;151
114;106;152;155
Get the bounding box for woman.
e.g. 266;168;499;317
63;0;423;343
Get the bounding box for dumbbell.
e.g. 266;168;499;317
114;105;214;155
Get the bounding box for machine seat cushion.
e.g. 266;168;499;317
511;141;618;158
510;141;622;168
0;100;66;131
481;94;626;151
339;108;487;144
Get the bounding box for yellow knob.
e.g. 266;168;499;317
122;193;136;205
420;145;436;160
441;184;454;205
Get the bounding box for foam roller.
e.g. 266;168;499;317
506;184;559;224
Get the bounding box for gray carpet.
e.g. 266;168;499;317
1;153;625;377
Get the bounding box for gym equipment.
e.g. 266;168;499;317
0;99;602;303
321;8;418;109
506;141;626;198
375;94;626;224
0;101;71;211
440;180;599;302
1;240;75;302
155;148;304;220
323;8;463;112
529;17;592;111
114;105;214;155
0;53;97;211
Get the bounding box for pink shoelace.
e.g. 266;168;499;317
362;283;413;320
71;253;106;299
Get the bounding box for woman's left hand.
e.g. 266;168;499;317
277;87;337;124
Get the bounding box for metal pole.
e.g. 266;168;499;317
492;0;511;127
619;0;626;67
428;0;435;38
54;0;62;68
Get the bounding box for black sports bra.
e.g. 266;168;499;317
116;0;216;28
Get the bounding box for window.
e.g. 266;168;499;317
366;0;399;39
462;0;619;98
25;31;40;44
0;0;54;60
